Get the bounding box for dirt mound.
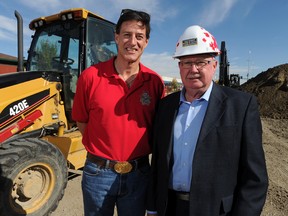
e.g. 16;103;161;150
238;64;288;215
239;64;288;119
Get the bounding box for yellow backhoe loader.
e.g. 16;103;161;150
0;8;117;216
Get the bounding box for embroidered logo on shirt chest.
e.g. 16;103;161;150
140;91;151;106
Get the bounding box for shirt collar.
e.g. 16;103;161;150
180;81;213;103
103;57;151;82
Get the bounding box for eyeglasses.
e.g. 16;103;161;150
179;60;212;69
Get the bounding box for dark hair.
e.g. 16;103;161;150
115;9;151;39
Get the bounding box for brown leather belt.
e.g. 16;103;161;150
87;152;149;174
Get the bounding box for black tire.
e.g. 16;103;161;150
0;138;68;216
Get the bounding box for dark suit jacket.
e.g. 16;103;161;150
147;83;268;216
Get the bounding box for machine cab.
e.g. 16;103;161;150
26;9;118;126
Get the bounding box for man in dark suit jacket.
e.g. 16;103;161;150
147;25;268;216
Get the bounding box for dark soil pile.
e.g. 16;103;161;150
238;64;288;216
239;63;288;119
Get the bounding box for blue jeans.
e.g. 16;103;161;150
82;159;150;216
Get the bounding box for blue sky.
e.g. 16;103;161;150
0;0;287;81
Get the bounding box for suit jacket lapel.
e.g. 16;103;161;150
197;84;227;144
166;92;181;163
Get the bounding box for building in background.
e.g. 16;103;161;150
0;53;18;74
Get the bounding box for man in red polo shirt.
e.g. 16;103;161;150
72;9;164;216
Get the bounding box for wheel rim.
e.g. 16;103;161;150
10;162;55;214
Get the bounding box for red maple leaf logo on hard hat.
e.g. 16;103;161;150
202;31;218;51
210;36;218;51
202;32;210;44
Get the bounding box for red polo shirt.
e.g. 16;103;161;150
72;58;164;161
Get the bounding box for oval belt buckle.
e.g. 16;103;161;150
114;161;133;174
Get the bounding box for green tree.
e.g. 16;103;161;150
171;78;180;92
37;40;57;70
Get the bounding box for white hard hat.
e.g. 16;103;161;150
173;25;220;58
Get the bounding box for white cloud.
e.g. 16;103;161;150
0;15;16;33
198;0;238;27
19;0;62;14
141;52;180;78
112;0;178;23
0;13;36;44
0;30;14;41
0;15;17;41
242;0;257;17
16;0;178;24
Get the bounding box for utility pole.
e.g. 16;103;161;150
247;50;251;81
